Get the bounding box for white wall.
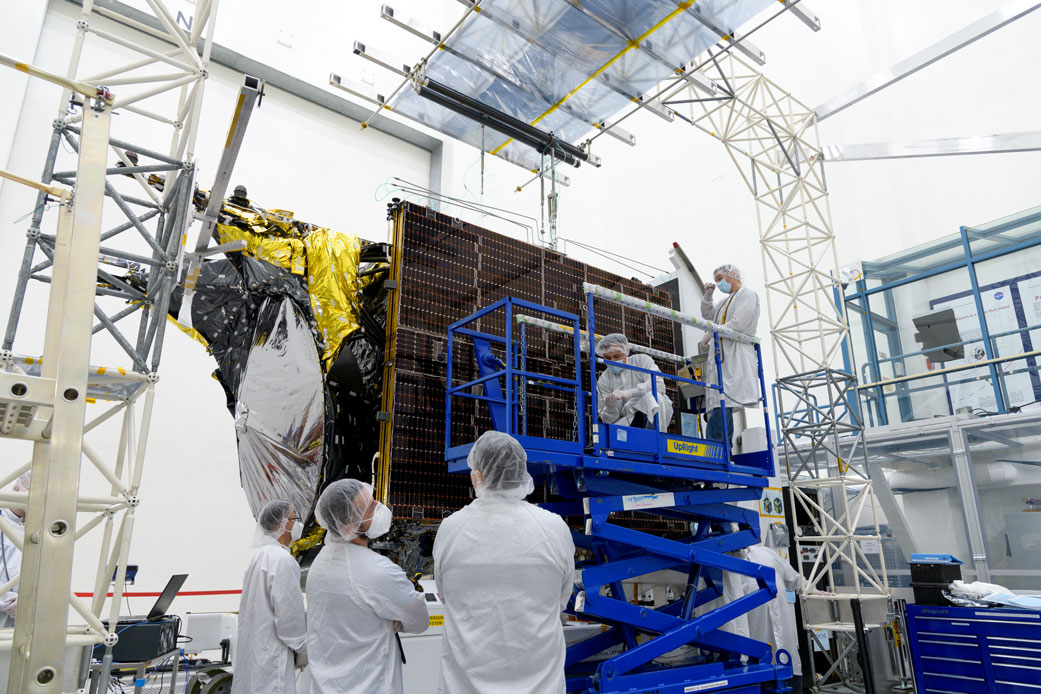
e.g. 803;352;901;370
3;0;1040;620
0;0;47;175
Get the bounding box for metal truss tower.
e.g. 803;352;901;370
672;50;891;692
0;1;223;690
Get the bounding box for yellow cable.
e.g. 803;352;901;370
489;1;692;156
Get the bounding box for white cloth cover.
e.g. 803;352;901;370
433;497;576;694
949;579;1010;601
232;537;308;694
695;565;752;641
306;541;428;694
700;286;761;411
596;353;674;431
745;545;804;676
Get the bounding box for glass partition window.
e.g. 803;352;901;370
866;430;975;571
854;267;988;422
969;248;1041;411
966;204;1041;257
846;206;1041;422
961;416;1041;591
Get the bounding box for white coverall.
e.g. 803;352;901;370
745;545;804;677
596;353;674;432
700;287;761;410
306;541;428;694
0;509;24;692
433;495;576;694
694;563;752;641
231;535;308;694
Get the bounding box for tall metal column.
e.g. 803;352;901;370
10;90;113;694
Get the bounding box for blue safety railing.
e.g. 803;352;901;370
443;289;789;694
841;205;1041;425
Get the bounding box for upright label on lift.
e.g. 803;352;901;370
622;492;675;511
666;440;708;457
684;680;728;693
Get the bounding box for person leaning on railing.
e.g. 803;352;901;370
595;333;674;432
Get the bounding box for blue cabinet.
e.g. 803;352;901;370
906;604;1041;693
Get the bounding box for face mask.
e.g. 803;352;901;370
289;521;303;543
717;279;732;294
608;363;624;375
364;502;393;539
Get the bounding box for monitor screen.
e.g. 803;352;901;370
147;574;188;621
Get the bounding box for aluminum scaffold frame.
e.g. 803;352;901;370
671;50;891;693
0;1;221;690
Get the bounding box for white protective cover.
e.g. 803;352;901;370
596;353;674;431
232;536;308;694
701;286;761;410
433;496;576;694
305;541;428;694
745;545;804;676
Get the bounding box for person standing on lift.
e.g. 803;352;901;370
700;264;761;444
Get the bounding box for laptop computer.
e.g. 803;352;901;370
114;574;188;624
97;574;188;661
146;573;188;621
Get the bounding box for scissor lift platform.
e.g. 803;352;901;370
444;291;791;694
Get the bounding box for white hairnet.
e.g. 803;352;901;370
258;500;293;535
315;479;372;543
467;431;534;501
713;264;742;282
253;499;294;547
595;333;630;357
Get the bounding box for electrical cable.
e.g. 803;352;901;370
380;178;541;245
561;237;668;274
392;177;539;231
559;239;657;278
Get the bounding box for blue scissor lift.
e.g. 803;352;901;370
444;287;792;694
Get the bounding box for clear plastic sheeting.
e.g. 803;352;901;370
391;0;772;169
235;297;325;522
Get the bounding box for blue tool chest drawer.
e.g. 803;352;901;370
906;604;1041;693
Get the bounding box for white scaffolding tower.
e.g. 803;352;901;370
0;1;219;690
670;50;891;692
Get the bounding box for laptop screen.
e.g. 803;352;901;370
147;574;188;621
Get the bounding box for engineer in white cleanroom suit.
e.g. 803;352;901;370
232;500;308;694
595;333;674;432
0;473;29;692
306;480;428;694
693;546;752;642
744;542;807;692
700;264;761;443
434;431;576;694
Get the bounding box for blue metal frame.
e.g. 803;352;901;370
445;293;787;694
841;207;1041;424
